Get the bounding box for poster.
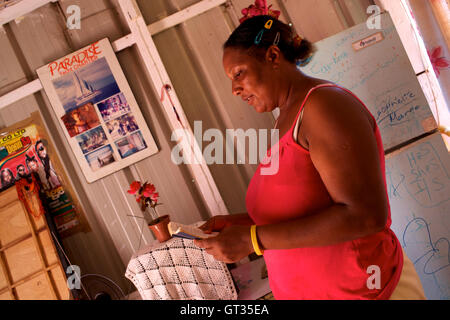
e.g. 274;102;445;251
37;38;158;183
0;118;85;236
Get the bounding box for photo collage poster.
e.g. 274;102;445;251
0;116;86;236
37;38;158;183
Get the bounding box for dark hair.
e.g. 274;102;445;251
224;15;315;66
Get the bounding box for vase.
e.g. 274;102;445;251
148;214;171;243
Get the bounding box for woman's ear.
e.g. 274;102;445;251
265;45;281;67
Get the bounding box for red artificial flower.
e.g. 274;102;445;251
142;183;156;197
239;0;280;24
127;180;160;210
428;46;450;78
128;181;141;195
150;192;159;205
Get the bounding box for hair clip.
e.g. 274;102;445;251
254;29;265;45
254;19;278;45
264;19;273;29
273;32;280;46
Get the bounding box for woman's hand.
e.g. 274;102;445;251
199;214;246;233
194;225;254;263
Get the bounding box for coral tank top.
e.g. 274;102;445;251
246;83;403;300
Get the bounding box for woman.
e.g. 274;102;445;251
1;168;15;190
194;14;425;300
35;140;61;190
72;111;89;135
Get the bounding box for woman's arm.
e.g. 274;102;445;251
195;87;389;262
199;213;253;233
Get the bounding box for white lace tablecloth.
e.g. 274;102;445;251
125;237;238;300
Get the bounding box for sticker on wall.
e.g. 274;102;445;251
352;32;384;52
37;38;158;183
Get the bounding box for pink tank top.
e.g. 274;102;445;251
246;83;403;299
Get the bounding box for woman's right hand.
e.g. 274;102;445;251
199;215;235;234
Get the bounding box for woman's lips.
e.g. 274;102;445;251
243;95;254;104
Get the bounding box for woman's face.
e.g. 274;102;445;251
37;143;47;158
17;165;26;176
28;161;38;172
223;47;279;113
2;170;12;182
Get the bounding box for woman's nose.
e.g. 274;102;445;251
232;84;242;96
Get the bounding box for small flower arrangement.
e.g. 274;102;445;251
128;181;161;222
239;0;281;24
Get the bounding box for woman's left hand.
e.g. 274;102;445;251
194;225;254;263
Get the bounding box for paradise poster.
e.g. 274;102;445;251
37;38;158;183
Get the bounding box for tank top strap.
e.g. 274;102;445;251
290;83;339;142
290;83;376;143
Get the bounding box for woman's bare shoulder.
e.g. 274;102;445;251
304;84;375;129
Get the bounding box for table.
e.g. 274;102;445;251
125;237;238;300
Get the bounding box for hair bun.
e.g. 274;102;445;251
293;39;316;67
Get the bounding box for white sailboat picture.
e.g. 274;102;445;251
72;71;101;107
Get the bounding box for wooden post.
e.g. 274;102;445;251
118;0;228;216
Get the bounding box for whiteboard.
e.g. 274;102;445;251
301;12;436;151
386;133;450;299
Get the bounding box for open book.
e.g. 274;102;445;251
168;222;218;240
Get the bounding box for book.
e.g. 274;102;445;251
168;222;218;240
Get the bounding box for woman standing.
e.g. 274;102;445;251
195;5;425;300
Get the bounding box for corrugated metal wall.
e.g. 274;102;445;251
0;0;372;294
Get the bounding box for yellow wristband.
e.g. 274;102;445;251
250;225;264;256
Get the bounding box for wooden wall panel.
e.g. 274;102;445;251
281;0;347;42
50;266;70;300
0;290;13;300
14;272;54;300
59;0;112;20
338;0;375;25
0;30;26;96
4;237;42;283
0;266;7;290
0;187;70;299
38;230;59;267
7;4;72;74
64;7;125;48
0;201;29;247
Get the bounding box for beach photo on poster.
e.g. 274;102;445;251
61;102;101;137
51;57;120;113
85;144;115;171
115;131;147;159
96;92;131;122
105;113;139;140
75;126;108;154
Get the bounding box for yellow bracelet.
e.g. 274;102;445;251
250;225;264;256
